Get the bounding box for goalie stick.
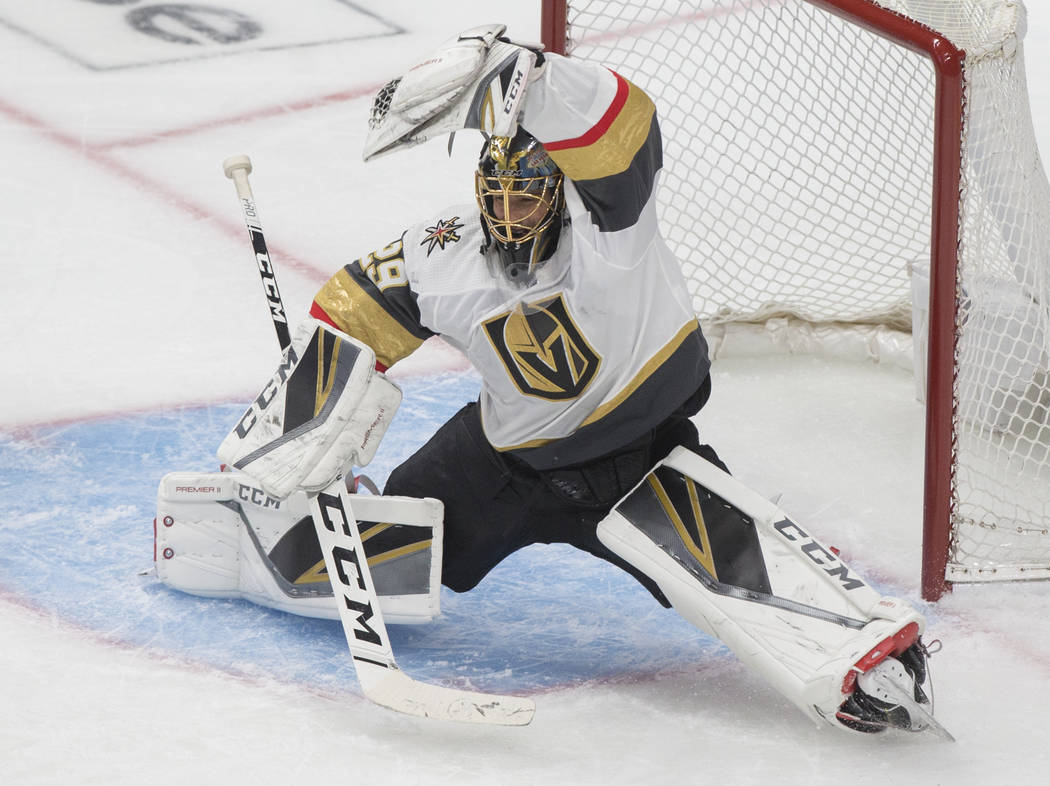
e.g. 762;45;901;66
311;481;534;724
223;155;292;350
221;155;536;725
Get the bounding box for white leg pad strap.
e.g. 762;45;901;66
597;447;925;730
154;471;442;625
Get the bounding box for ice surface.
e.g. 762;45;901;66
3;2;1050;783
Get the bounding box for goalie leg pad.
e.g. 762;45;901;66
596;446;928;732
217;319;401;500
154;472;443;625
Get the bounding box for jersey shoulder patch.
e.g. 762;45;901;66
419;215;466;256
403;206;490;289
404;205;482;260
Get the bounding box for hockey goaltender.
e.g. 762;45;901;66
154;24;950;738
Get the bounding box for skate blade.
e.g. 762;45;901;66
858;660;955;742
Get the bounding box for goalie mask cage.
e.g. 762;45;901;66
540;0;1050;601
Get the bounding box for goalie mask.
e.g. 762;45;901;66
475;129;565;284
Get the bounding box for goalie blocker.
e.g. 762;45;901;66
598;446;946;737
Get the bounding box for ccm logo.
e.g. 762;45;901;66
315;492;385;648
773;518;866;591
237;484;281;509
235;346;299;438
502;67;525;113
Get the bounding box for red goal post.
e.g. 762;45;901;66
540;0;1050;601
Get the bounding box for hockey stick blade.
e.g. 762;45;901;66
309;480;535;726
856;659;955;742
354;659;535;725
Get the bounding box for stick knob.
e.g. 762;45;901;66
222;154;253;179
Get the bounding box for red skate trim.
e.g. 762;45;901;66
841;621;921;695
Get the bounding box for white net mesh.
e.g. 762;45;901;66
558;0;1050;583
948;0;1050;580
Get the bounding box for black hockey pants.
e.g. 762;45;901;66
384;379;727;606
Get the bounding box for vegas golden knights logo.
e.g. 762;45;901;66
483;294;600;400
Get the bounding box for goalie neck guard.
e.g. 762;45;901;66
475;128;565;285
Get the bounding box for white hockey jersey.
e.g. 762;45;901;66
312;54;710;470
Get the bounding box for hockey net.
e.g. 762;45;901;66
541;0;1050;599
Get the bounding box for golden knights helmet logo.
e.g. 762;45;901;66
483;294;600;400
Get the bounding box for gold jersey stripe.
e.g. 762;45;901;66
493;319;700;453
544;78;656;182
579;319;699;428
490;433;550;453
313;268;424;370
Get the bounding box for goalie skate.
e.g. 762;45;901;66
840;651;955;741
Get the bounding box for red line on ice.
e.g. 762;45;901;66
96;83;384;151
0;83;470;431
0;95;329;284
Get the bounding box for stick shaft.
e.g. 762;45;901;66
310;479;535;725
225;159;292;351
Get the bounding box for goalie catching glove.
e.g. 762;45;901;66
217;319;401;500
363;23;542;160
